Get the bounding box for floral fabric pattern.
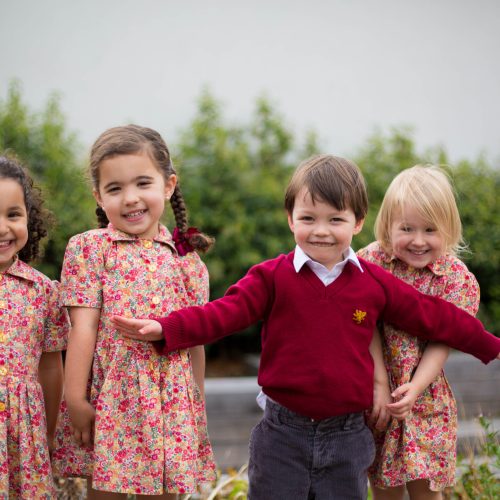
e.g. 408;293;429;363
0;259;69;499
358;242;479;491
51;225;216;495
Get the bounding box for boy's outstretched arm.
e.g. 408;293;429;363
112;316;163;341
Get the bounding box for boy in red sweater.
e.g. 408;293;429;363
113;155;500;499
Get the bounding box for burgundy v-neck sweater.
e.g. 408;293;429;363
157;252;500;419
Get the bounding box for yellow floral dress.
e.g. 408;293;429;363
0;258;69;499
52;225;216;495
358;242;479;491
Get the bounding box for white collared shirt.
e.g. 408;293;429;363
293;244;363;286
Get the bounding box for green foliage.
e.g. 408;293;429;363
0;81;95;278
175;90;317;354
451;416;500;499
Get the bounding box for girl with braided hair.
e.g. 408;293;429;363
51;125;216;498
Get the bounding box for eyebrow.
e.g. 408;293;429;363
102;175;155;190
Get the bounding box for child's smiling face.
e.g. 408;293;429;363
390;205;445;268
288;187;364;270
0;178;29;272
94;152;176;239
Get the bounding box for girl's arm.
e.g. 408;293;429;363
369;328;392;430
387;343;449;419
189;346;206;399
64;306;100;446
38;350;64;452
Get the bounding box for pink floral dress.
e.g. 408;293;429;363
358;242;479;491
51;224;216;495
0;258;69;499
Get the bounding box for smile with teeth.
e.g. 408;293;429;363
408;249;428;255
0;240;13;248
309;241;334;247
124;210;146;220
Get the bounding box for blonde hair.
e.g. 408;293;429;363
374;164;464;256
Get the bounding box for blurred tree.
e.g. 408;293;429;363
0;81;95;278
175;90;317;356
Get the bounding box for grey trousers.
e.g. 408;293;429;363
248;399;375;499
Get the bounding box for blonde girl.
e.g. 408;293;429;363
358;165;479;499
0;155;69;498
51;125;216;499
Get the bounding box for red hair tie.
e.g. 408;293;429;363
172;227;199;256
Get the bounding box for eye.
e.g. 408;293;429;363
106;186;120;193
138;180;152;188
8;211;23;219
400;226;411;232
299;216;314;222
331;217;345;223
426;227;437;233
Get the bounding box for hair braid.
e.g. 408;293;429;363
170;185;214;253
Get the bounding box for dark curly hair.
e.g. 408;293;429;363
0;155;52;263
89;124;214;253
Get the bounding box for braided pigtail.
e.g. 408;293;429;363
95;205;109;228
171;184;214;254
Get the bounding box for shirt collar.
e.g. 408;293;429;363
106;223;177;253
293;245;364;274
2;257;40;282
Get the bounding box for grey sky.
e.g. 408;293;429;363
1;0;499;163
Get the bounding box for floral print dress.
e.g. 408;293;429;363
358;242;479;491
51;225;216;495
0;258;69;499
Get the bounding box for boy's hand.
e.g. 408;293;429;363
369;380;392;430
66;399;95;446
386;382;419;420
111;316;163;341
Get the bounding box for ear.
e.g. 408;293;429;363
164;174;177;199
287;211;295;233
93;189;103;207
353;218;365;235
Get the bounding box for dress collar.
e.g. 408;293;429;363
2;257;40;282
106;223;177;253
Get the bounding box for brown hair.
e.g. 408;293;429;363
89;124;213;252
0;154;52;263
285;154;368;221
374;164;464;256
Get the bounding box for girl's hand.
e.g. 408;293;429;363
66;400;95;446
369;379;392;430
386;382;420;420
111;316;163;341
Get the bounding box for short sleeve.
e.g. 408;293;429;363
179;251;210;307
42;279;70;352
60;232;104;308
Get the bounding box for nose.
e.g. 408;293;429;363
123;187;140;205
0;218;8;235
412;231;426;246
312;221;329;236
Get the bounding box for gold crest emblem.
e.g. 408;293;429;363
352;309;367;324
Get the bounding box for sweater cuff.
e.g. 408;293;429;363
156;314;187;352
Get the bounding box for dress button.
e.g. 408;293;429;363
0;300;6;308
143;240;153;249
0;334;6;343
0;402;5;412
148;264;157;272
151;296;161;305
0;366;7;377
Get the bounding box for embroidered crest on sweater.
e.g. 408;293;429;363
352;309;367;324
